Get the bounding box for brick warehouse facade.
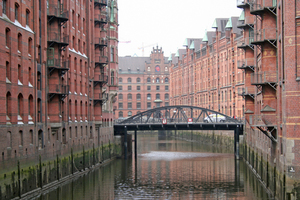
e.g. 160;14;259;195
168;0;300;197
115;47;170;119
0;0;118;164
170;17;245;120
238;0;300;197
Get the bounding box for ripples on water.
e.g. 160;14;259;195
38;134;271;200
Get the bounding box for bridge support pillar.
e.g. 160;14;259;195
234;126;240;160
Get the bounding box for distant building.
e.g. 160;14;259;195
0;0;118;161
115;47;170;119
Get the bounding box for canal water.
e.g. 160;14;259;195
36;133;273;199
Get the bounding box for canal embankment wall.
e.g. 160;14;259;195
0;131;132;200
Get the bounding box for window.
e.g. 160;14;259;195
165;93;169;100
26;10;30;26
5;28;10;48
147;94;151;100
119;86;122;91
137;102;141;109
165;86;169;91
165;77;169;83
18;33;22;53
128;102;132;109
118;103;123;109
147;86;151;91
127;78;131;83
147;102;151;109
127;93;132;100
137;93;141;100
15;3;19;21
118;93;123;100
156;77;160;83
28;38;32;56
128;111;132;117
111;71;114;85
18;94;23;118
156;93;160;99
110;47;114;62
137;78;141;83
137;86;140;91
3;0;7;15
6;61;10;81
128;86;132;91
119;111;123;118
165;102;169;106
18;64;22;83
119;77;122;83
156;86;160;91
147;77;151;83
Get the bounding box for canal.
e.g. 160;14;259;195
35;132;272;199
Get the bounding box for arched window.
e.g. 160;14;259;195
118;93;123;100
136;93;141;100
156;77;160;83
119;111;123;118
128;111;132;117
6;92;11;120
127;93;132;100
119;77;122;83
137;77;141;83
18;33;22;52
156;93;160;99
18;93;23;118
28;95;33;119
147;77;151;83
165;93;169;100
19;130;23;146
127;78;131;83
111;71;114;85
165;77;169;83
5;28;10;48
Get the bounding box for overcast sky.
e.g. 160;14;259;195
118;0;243;57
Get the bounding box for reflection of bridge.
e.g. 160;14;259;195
114;106;244;159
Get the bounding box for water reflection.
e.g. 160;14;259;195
38;133;271;200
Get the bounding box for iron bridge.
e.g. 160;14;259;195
114;106;244;133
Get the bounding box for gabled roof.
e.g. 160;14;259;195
212;18;229;32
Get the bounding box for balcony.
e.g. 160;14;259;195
237;37;254;50
237;87;256;99
47;32;69;48
94;74;108;87
94;14;108;25
251;72;277;89
95;54;108;66
47;4;69;24
95;37;107;48
250;0;277;16
237;0;251;8
47;59;69;76
94;93;108;105
237;16;255;29
251;29;277;48
48;84;69;101
237;58;255;71
94;0;107;6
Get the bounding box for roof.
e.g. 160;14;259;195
118;56;150;73
212;18;229;32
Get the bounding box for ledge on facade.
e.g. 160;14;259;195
261;105;276;112
245;109;254;114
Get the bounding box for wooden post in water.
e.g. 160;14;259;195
234;125;240;159
134;130;137;161
124;126;128;159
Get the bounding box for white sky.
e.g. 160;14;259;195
118;0;243;57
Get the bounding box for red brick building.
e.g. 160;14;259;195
238;0;300;195
115;47;170;119
0;0;118;162
170;17;245;120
